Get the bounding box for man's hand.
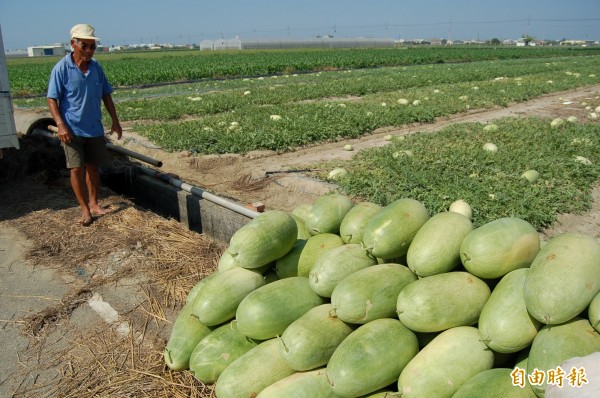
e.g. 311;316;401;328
57;124;73;144
109;121;123;140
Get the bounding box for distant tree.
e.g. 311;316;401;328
522;35;535;46
489;38;501;45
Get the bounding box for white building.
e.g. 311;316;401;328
27;45;67;57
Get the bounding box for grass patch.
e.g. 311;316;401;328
328;117;600;230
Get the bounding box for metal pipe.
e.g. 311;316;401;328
47;125;162;168
31;128;58;140
136;165;259;219
266;168;315;175
105;143;163;168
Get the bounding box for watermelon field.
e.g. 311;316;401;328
10;46;600;229
8;46;600;96
4;46;600;397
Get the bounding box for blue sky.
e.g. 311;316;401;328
1;0;599;50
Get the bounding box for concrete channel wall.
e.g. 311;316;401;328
104;170;253;244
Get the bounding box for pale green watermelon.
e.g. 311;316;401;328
227;210;297;269
362;198;429;260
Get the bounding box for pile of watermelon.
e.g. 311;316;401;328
164;193;600;398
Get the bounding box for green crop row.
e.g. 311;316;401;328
94;56;595;122
126;55;599;154
8;46;600;96
327;117;600;231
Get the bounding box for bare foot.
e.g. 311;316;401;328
89;204;107;216
78;215;93;227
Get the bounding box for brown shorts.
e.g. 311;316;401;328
63;135;110;169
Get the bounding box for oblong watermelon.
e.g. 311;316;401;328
275;239;307;279
291;204;312;223
189;321;258;384
309;244;376;297
279;304;354;371
459;217;540;279
397;271;491;333
452;368;537;398
406;211;473;277
191;267;265;326
217;250;237;273
164;274;222;371
297;233;344;277
291;214;311;240
236;277;325;340
215;339;295;398
256;369;336;398
217;250;273;274
398;326;495;398
362;198;430;260
339;201;382;244
164;302;212;371
524;232;600;325
527;317;600;397
305;193;354;235
185;274;216;305
327;318;419;398
331;263;417;324
227;210;298;269
478;268;542;353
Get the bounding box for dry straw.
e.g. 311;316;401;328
2;176;222;397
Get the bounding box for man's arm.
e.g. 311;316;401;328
102;94;122;140
47;98;73;144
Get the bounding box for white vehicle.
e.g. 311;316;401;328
0;24;19;158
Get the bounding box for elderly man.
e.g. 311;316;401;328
47;24;122;226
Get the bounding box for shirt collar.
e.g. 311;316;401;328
67;52;94;69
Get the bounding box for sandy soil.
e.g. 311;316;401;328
0;84;598;397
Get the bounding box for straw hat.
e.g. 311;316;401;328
70;24;100;40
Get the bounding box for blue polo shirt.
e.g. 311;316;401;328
47;54;113;138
